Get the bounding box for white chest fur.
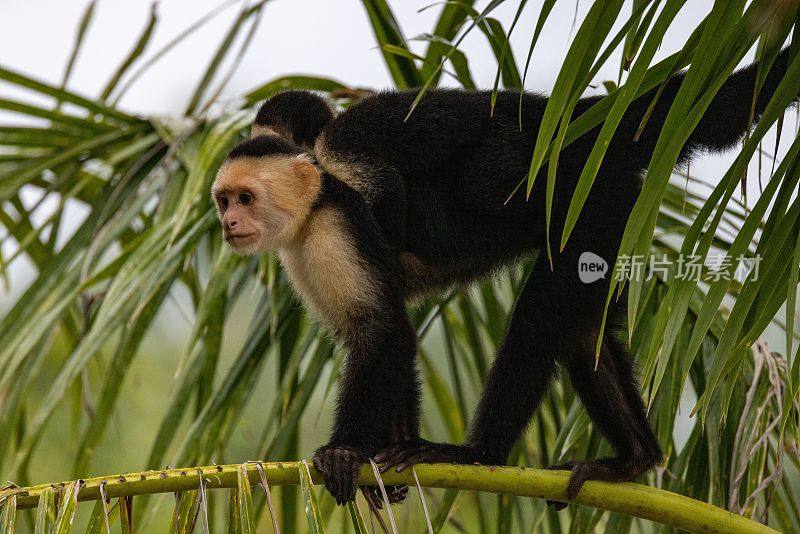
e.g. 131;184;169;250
279;207;379;329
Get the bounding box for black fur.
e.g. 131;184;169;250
310;175;420;503
226;134;304;159
252;49;796;505
254;89;334;148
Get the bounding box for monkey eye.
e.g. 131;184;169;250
239;192;253;205
216;196;229;211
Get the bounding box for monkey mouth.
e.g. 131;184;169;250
224;233;256;243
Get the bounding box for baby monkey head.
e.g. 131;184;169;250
251;90;333;149
212;135;321;255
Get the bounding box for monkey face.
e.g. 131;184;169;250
212;154;321;254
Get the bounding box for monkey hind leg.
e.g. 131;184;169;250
555;331;661;501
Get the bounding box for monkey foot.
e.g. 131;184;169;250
545;457;655;509
374;439;478;473
544;462;578;510
312;444;364;505
360;484;409;509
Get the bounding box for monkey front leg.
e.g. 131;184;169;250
312;310;419;505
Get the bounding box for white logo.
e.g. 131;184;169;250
578;252;608;284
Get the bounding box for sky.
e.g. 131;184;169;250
0;0;725;113
1;1;791;165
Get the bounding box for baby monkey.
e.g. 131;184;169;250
213;49;797;507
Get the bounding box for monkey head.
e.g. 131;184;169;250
212;135;321;254
251;90;334;149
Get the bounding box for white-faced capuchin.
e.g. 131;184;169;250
212;49;797;507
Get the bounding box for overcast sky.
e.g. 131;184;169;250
1;0;726;113
1;1;790;154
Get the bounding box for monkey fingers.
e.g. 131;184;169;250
542;463;576;511
545;500;569;512
542;466;571;510
543;463;573;510
312;445;362;505
359;484;409;509
374;439;477;473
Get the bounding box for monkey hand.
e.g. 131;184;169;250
374;439;479;473
312;443;366;505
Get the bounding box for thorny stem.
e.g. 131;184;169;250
0;461;778;534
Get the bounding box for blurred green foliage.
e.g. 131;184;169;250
0;0;799;532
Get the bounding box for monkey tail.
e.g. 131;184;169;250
618;47;797;165
685;47;796;155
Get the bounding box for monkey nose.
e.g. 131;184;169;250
226;220;238;230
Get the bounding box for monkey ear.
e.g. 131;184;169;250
290;155;322;204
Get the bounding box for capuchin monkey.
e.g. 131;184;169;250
212;51;797;506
